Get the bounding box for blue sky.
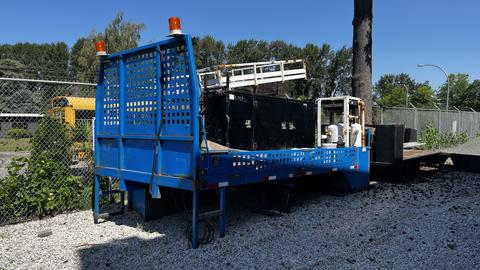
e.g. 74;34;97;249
1;0;479;89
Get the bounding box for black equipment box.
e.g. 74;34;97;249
374;124;404;163
404;128;418;143
203;91;316;150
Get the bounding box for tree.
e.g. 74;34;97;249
268;40;302;61
327;46;352;96
70;12;144;82
0;42;69;79
70;30;103;83
374;73;434;108
374;73;417;102
226;40;269;63
192;36;226;69
377;86;406;107
301;43;331;98
437;74;470;110
411;84;435;108
352;0;373;123
466;80;480;111
104;12;145;53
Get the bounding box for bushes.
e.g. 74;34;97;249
0;116;90;222
0;156;85;219
6;128;32;139
419;124;470;149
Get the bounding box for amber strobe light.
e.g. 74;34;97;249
95;41;107;56
168;17;182;35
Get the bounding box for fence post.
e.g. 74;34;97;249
380;107;384;124
434;104;441;137
470;108;477;138
454;106;461;135
409;103;417;130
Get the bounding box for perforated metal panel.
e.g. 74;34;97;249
101;60;120;134
199;147;366;190
95;36;200;190
161;44;192;135
125;51;158;134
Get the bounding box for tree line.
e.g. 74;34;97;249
0;12;352;100
0;12;478;110
374;73;480;111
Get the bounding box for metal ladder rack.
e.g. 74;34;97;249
197;59;307;91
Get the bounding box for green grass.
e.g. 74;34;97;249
0;138;32;152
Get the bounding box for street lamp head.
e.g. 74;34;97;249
417;64;425;67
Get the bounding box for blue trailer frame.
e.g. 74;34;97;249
93;35;370;248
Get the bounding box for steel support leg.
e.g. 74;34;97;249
192;188;199;249
93;175;100;224
120;190;125;214
219;187;226;237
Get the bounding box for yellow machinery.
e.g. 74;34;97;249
50;96;95;128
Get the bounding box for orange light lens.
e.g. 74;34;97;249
95;41;106;53
168;17;181;31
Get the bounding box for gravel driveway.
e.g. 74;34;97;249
1;169;479;270
444;137;480;155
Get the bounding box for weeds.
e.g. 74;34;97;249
419;124;470;149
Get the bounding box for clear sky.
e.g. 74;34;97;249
1;0;479;89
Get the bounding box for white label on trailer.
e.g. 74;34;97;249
362;147;366;152
306;171;312;175
332;168;338;172
229;94;235;100
218;181;229;187
289;173;294;178
268;175;277;180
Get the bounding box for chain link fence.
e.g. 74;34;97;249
0;77;96;225
373;106;480;138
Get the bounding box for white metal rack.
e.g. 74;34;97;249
197;60;306;91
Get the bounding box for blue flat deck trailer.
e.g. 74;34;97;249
93;35;370;248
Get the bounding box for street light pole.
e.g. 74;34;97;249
401;84;408;107
417;64;450;110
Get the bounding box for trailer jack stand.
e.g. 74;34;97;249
190;187;227;248
93;175;126;224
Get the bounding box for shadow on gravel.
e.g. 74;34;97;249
75;170;480;269
76;177;361;269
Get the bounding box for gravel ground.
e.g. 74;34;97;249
0;152;29;178
1;169;480;270
444;137;480;155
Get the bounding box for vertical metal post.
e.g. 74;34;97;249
343;97;349;147
119;56;126;182
184;35;202;249
251;88;257;150
225;72;231;148
409;103;417;130
93;175;100;224
93;60;104;224
219;187;227;237
380;107;384;124
151;46;163;198
454;106;461;135
192;188;199;249
120;190;125;214
434;104;441;137
317;99;322;147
